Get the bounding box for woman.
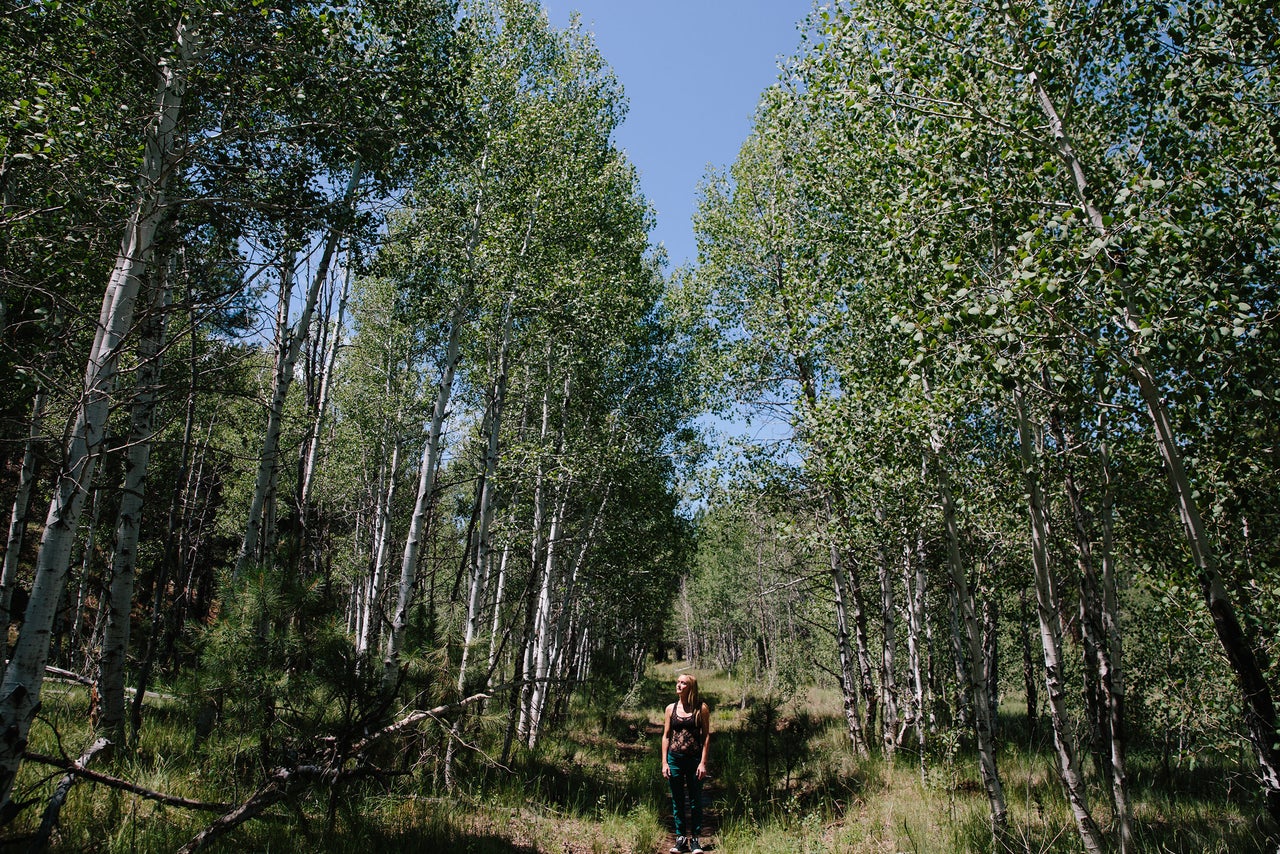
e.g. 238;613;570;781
661;673;711;854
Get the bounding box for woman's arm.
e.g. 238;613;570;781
697;703;711;779
661;703;673;779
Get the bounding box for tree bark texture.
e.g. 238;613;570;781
97;274;170;744
0;388;45;663
926;433;1007;831
1014;387;1104;854
0;21;196;809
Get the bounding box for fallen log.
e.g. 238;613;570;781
42;666;178;702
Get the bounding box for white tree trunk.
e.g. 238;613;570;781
1022;55;1280;824
358;434;401;656
97;274;171;743
458;305;512;692
525;473;571;749
381;151;492;695
926;432;1007;831
844;546;878;741
904;531;928;775
875;515;899;755
487;536;513;676
517;369;556;741
1051;398;1133;852
1014;387;1104;854
297;258;352;539
1095;406;1133;853
0;20;196;807
829;541;869;756
1133;364;1280;821
234;163;361;580
1;388;45;660
380;288;470;695
356;342;407;652
546;481;610;686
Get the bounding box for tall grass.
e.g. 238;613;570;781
4;665;1274;852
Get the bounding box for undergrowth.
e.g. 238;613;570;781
0;663;1274;852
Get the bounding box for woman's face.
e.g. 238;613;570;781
676;676;692;699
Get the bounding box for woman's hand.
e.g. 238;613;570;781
696;762;708;780
662;762;671;780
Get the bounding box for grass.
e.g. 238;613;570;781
2;665;1276;852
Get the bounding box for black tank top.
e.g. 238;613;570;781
669;703;703;755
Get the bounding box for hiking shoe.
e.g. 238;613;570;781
689;837;703;854
669;836;688;854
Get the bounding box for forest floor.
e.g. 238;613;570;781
6;662;1277;852
447;660;1276;854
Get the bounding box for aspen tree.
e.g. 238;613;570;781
96;268;172;745
0;15;198;806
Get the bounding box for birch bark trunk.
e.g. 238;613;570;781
380;286;470;695
844;546;878;742
381;152;490;696
1095;404;1132;853
904;532;928;773
356;341;408;655
97;271;171;744
296;259;352;563
546;480;610;687
525;471;571;749
925;431;1007;830
788;292;874;755
515;383;553;744
234;163;360;580
1014;387;1104;854
1022;55;1280;824
357;434;400;656
458;306;512;693
0;20;196;807
1050;402;1132;851
876;518;899;755
829;542;870;756
981;591;999;736
1;389;44;662
486;537;512;676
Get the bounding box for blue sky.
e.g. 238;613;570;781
538;1;816;269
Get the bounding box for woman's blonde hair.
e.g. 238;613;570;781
678;673;700;709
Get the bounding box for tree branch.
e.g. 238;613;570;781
22;749;232;813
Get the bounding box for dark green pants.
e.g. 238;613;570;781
666;751;703;836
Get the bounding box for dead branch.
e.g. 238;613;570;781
61;692;496;852
28;738;109;853
350;692;491;754
176;764;385;854
22;751;231;813
175;767;306;854
42;667;93;688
